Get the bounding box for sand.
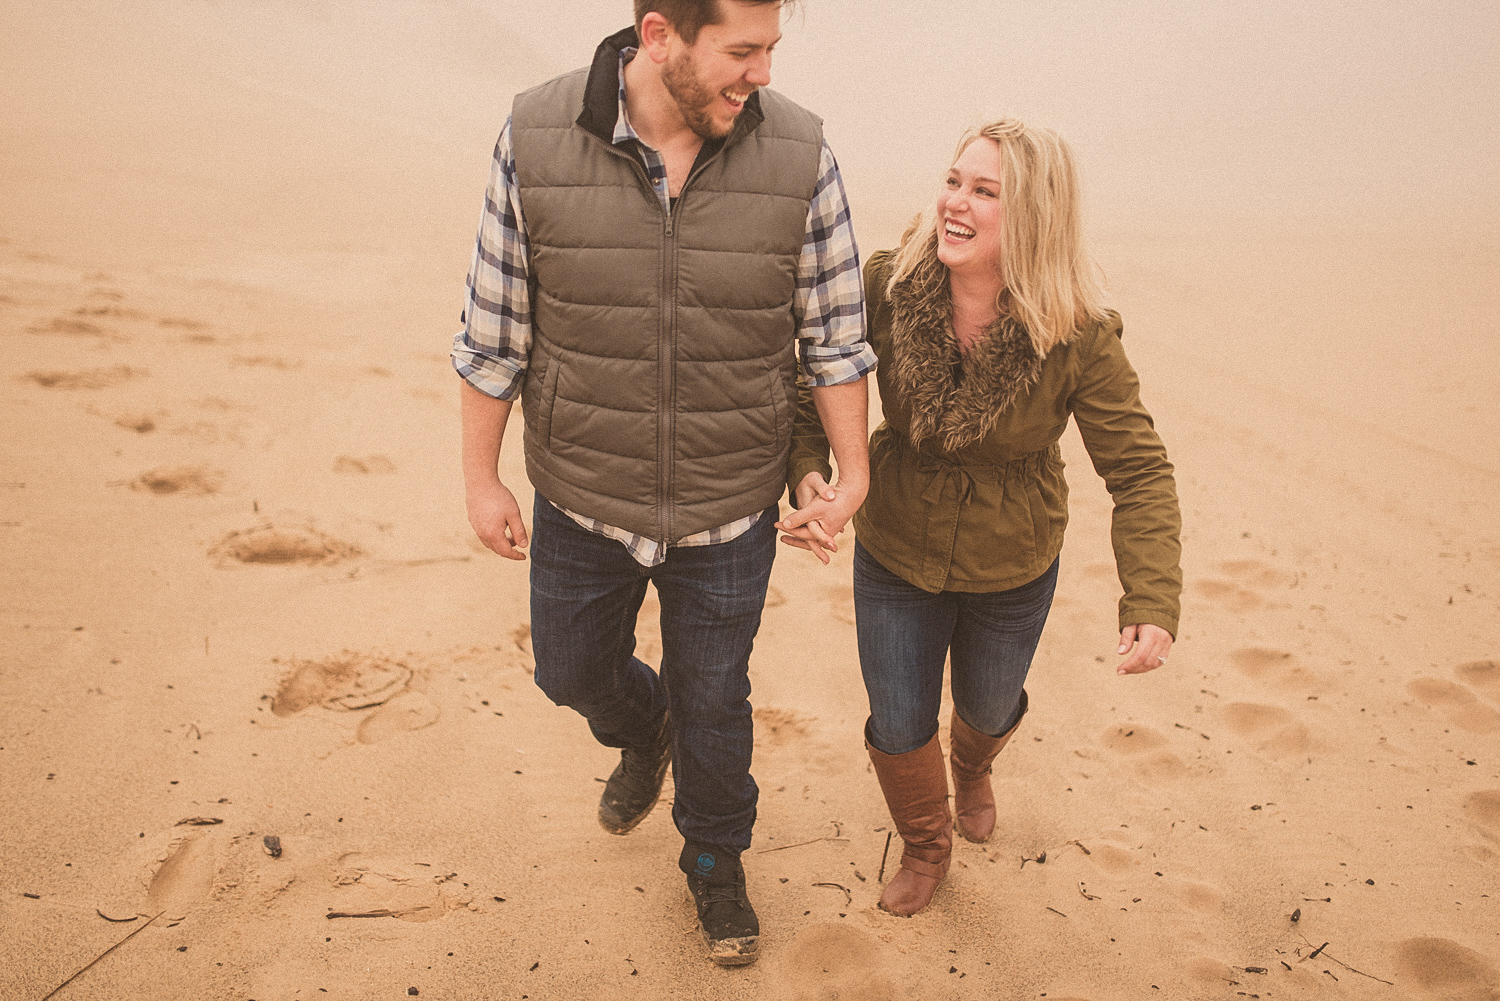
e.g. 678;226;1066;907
3;2;1498;998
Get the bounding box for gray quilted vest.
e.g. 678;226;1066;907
510;33;823;544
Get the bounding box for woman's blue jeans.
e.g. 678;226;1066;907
528;494;777;854
854;540;1059;756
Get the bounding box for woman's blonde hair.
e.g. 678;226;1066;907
887;118;1109;355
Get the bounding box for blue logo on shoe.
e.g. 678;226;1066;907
696;853;716;876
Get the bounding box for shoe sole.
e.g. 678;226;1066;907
704;933;759;966
597;785;663;835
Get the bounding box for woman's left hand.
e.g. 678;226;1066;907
1116;624;1173;675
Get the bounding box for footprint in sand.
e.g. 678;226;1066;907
210;525;361;567
271;652;413;716
333;455;396;475
157;316;208;332
1395;936;1500;1000
130;465;224;496
1184;958;1236;990
1221;702;1313;761
23;365;147;390
1463;791;1500;846
826;584;855;625
1406;678;1500;734
1228;647;1323;694
1189;578;1262;613
1099;724;1189;784
231;355;301;370
1084;842;1137;874
26;315;124;340
753;707;813;750
1173;880;1223;914
772;924;896;1001
356;691;441;744
147;832;220;919
114;413;157;433
1455;660;1500;702
328;851;468;922
1217;558;1292;588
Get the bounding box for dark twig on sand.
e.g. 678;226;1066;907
755;835;849;854
1305;942;1328;961
1046;907;1068;917
96;909;138;922
40;910;165;1000
1298;934;1394;984
878;831;893;883
326;907;429;919
813;882;852;906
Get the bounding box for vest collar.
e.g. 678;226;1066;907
576;26;765;148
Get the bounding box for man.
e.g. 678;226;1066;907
453;0;871;967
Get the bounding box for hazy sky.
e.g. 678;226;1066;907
496;0;1500;239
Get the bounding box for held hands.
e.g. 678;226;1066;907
1116;623;1173;675
467;479;529;561
776;470;867;565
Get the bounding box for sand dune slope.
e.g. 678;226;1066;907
3;2;1498;999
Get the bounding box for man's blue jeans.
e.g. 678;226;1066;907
854;540;1059;756
529;495;777;854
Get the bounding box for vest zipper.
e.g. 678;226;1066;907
658;145;731;542
659;197;679;543
579;129;732;546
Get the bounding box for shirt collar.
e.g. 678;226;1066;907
613;48;641;146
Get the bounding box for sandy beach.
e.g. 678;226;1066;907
3;2;1498;998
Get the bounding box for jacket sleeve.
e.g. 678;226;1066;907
1068;313;1183;637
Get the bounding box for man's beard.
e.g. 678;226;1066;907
662;48;738;140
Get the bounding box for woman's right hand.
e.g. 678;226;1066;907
776;471;864;564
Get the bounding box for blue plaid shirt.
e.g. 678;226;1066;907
454;50;874;565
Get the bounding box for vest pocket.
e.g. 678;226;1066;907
769;366;792;449
522;351;559;447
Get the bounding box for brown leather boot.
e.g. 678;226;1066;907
949;690;1028;844
867;731;951;917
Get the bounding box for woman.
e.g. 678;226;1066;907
778;119;1182;917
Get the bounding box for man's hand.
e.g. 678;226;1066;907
1116;623;1173;675
460;383;529;561
467;479;529;560
776;470;865;565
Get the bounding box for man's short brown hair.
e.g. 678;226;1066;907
634;0;790;45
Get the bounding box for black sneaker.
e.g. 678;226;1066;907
597;714;672;834
681;843;760;966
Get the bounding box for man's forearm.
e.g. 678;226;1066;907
809;379;870;490
460;381;515;489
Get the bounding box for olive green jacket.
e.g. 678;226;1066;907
790;249;1182;636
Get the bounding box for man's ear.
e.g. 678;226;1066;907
638;11;676;63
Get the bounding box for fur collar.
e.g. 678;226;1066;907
888;244;1044;452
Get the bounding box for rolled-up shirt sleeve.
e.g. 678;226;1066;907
451;117;531;401
795;140;877;387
